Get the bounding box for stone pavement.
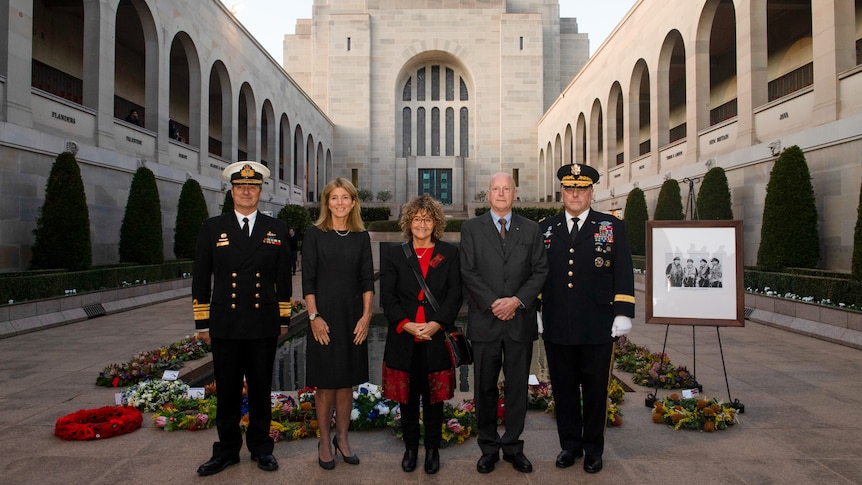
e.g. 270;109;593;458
1;274;862;484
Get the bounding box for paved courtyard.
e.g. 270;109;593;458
1;278;861;484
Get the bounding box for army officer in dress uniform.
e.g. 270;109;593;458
192;161;292;476
540;163;635;474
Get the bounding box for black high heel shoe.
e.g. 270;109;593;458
333;435;360;465
318;441;335;470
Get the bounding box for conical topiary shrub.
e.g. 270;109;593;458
222;190;234;214
853;179;862;281
624;187;648;256
30;152;92;270
119;166;164;264
173;179;209;260
277;204;312;239
696;167;734;220
756;145;819;271
654;179;684;220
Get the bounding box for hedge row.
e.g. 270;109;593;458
2;261;194;304
366;219;465;232
744;268;862;307
305;206;390;225
474;206;562;222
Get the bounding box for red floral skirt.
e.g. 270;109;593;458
382;363;455;404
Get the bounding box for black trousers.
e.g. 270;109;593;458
472;336;532;455
211;336;278;458
544;341;614;458
400;342;443;449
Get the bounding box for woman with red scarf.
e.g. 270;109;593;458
380;195;462;475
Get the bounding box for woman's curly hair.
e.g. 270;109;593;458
399;194;445;241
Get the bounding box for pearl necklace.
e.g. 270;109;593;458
333;229;350;237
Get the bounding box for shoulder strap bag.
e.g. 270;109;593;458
400;242;472;366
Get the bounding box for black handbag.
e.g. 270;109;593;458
401;242;473;367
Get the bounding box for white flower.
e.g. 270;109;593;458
350;408;360;421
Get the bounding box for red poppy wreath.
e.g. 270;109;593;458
54;406;143;440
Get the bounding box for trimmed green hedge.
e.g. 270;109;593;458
366;219;465;232
367;220;401;232
362;207;391;222
1;261;194;304
474;206;562;222
444;219;465;232
744;268;862;307
305;206;390;224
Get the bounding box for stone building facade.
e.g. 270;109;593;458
283;0;589;207
0;0;333;271
538;0;862;271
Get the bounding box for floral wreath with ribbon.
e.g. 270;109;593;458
54;406;143;440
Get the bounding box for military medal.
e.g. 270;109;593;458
595;257;604;267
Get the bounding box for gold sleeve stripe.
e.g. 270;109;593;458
279;302;292;318
193;302;210;321
614;294;636;304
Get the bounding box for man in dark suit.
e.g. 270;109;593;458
460;172;548;474
540;163;635;474
192;161;292;476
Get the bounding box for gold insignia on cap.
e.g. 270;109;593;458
571;164;581;176
240;164;255;178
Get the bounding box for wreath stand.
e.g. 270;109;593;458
644;179;744;413
643;324;744;414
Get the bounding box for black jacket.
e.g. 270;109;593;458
380;240;462;372
192;212;292;339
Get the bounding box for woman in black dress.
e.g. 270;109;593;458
380;195;462;474
302;177;374;469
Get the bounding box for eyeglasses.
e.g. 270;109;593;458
412;217;434;226
562;186;592;194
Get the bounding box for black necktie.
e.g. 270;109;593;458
499;218;507;240
242;217;250;238
570;217;579;241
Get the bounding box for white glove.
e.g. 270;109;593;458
610;315;632;338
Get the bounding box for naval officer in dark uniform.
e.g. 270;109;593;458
540;163;634;474
193;161;292;476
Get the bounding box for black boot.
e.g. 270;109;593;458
424;448;440;474
402;447;418;472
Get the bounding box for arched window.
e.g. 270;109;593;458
397;61;471;158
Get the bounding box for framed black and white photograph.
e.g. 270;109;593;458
645;220;744;327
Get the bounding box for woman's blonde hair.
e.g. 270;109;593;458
399;194;445;241
314;177;365;232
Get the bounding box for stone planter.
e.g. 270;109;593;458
0;278;193;339
744;293;862;349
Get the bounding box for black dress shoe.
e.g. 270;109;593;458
401;448;418;472
476;452;499;473
555;449;583;468
318;441;335;470
333;435;360;465
251;453;278;471
583;455;603;473
503;452;533;473
196;456;240;476
424;448;440;474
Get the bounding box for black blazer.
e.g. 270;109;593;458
380;240;462;372
540;208;635;345
192;212;292;339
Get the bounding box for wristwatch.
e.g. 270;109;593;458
309;313;319;321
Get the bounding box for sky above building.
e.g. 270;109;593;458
220;0;637;61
